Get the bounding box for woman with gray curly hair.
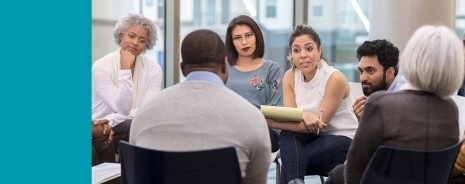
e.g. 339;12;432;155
92;14;162;156
327;25;464;184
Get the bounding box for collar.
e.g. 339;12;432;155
185;71;225;86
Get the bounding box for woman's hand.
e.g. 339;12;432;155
266;118;279;129
120;50;136;69
267;117;323;133
302;111;326;134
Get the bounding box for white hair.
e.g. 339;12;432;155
113;14;158;51
400;25;464;98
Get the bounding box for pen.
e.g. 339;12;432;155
317;110;323;135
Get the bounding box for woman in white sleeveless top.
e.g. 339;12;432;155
267;25;358;184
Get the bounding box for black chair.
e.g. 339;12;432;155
359;140;463;184
119;141;243;184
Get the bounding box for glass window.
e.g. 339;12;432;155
312;6;322;17
157;0;164;19
456;0;465;37
312;0;323;17
157;51;164;69
96;0;465;87
308;0;370;82
266;0;276;18
180;0;293;81
147;0;153;7
92;0;165;79
221;0;230;24
193;0;201;26
207;0;216;25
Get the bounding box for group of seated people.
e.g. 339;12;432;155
91;14;465;184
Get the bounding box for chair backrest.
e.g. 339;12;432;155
119;141;243;184
360;140;464;184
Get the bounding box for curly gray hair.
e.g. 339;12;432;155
113;14;158;51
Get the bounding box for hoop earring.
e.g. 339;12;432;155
317;60;322;69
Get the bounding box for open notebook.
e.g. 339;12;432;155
92;162;121;184
260;105;303;122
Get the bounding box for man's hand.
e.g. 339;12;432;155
352;96;367;120
92;119;113;144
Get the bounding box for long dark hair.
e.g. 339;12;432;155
225;15;265;65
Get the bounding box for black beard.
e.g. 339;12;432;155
362;74;388;96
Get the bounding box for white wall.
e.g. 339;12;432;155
92;23;119;63
370;0;455;52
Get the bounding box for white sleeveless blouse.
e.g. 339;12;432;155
294;60;358;139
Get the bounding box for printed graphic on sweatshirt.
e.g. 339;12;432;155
249;75;264;90
272;78;282;92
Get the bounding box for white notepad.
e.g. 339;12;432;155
92;162;121;184
260;105;303;122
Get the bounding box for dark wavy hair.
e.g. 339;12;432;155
225;15;265;65
288;25;322;50
356;39;400;76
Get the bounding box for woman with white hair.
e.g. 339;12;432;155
326;25;464;184
92;14;162;156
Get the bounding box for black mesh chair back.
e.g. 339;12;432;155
360;140;463;184
119;141;243;184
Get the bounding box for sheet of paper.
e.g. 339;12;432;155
92;162;121;184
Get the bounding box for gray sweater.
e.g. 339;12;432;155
345;90;460;184
130;80;272;184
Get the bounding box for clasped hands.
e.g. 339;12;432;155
302;111;326;134
92;119;113;144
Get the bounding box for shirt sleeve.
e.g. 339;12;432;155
93;65;134;116
265;62;283;106
345;96;384;184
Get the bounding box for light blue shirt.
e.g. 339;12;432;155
185;71;225;87
387;75;406;92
